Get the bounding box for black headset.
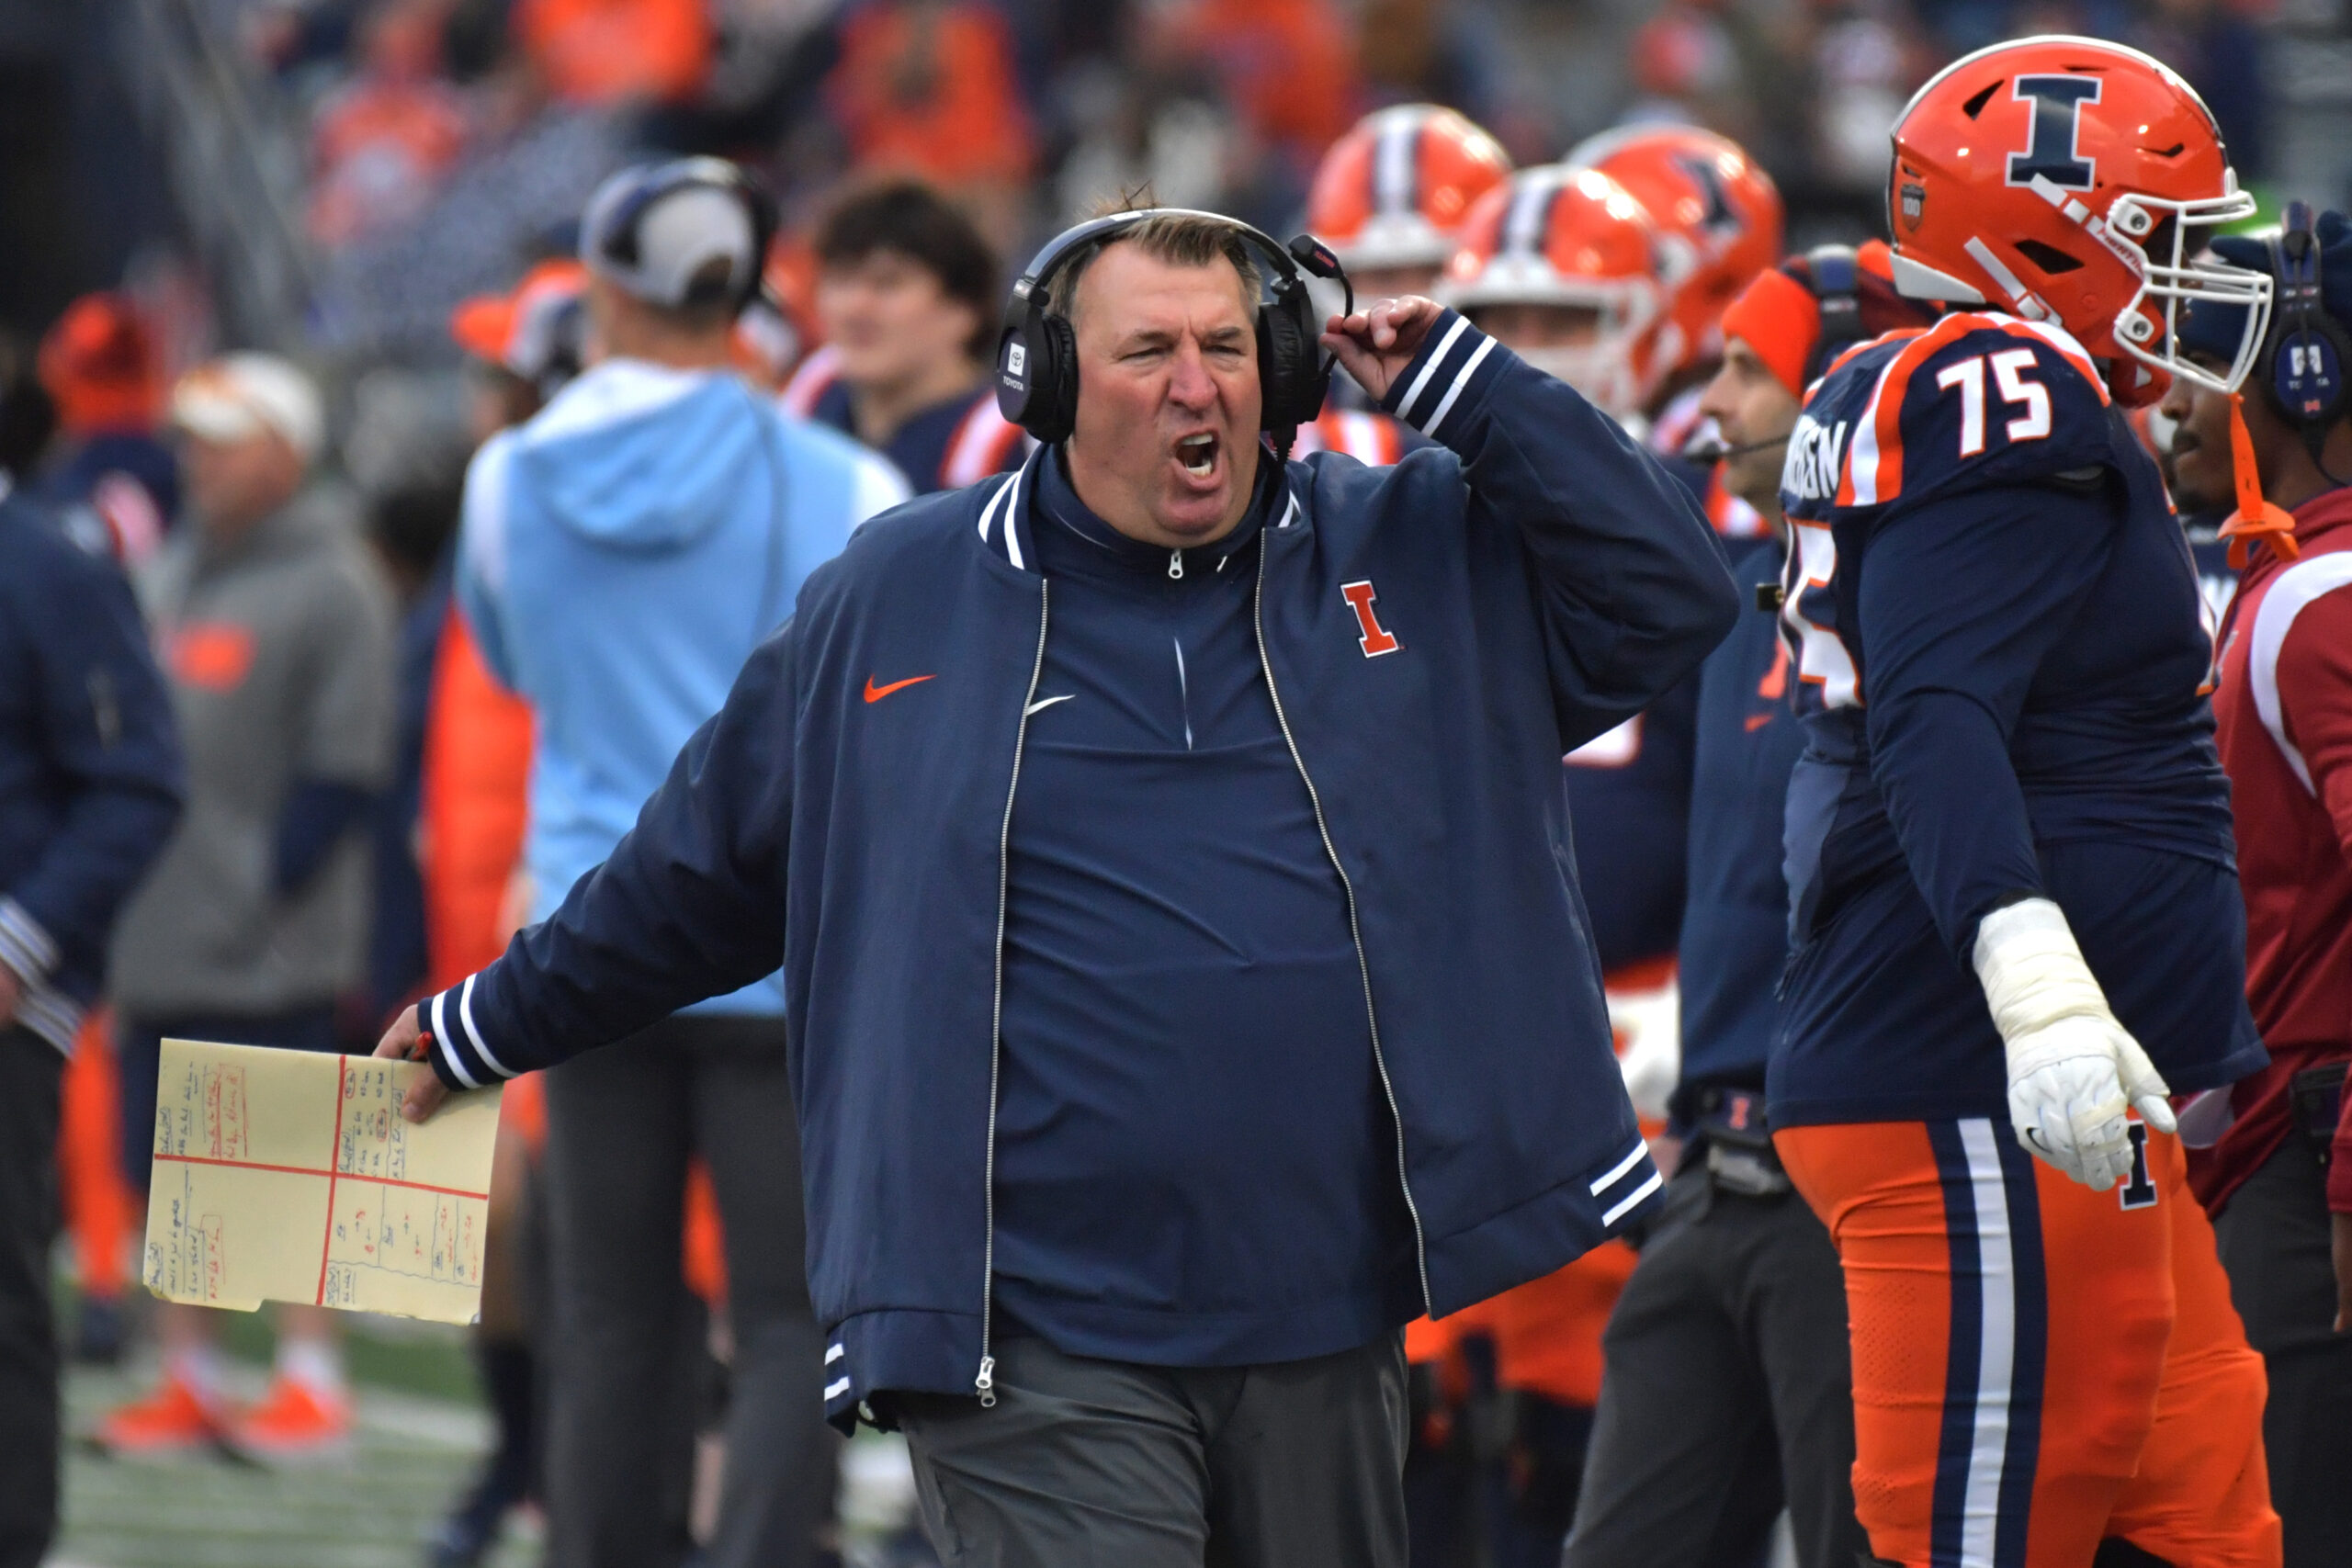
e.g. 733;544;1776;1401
993;209;1351;446
1800;246;1867;385
2262;201;2352;475
592;157;780;317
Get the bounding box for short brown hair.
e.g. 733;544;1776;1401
1050;202;1261;329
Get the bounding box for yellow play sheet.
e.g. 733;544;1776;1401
142;1038;503;1324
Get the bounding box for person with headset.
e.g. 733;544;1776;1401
372;199;1736;1564
2158;201;2352;1568
441;157;909;1568
1563;242;1935;1568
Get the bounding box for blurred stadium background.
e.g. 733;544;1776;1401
6;0;2351;1562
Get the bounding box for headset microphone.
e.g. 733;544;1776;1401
1683;432;1790;462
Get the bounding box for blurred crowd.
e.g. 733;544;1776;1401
135;0;2291;366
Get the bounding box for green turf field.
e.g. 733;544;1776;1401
55;1318;541;1568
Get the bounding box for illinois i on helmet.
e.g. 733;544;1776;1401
1565;124;1783;379
1883;34;2272;405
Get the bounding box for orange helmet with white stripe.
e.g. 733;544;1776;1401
1439;165;1669;423
1884;34;2272;406
1307;105;1513;286
1565;124;1782;377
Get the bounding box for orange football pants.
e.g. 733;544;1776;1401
1776;1119;2277;1568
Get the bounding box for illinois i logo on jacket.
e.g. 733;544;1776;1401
1340;581;1400;657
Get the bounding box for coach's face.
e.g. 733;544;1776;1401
1065;244;1263;549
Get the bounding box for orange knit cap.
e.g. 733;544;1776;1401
1718;240;1914;400
39;293;164;436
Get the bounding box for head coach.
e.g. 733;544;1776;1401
379;206;1738;1564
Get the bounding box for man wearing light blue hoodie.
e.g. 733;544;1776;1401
453;160;909;1568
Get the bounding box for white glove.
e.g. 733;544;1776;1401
1608;978;1680;1123
1973;898;2175;1190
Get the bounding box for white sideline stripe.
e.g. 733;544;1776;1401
458;973;514;1079
1600;1169;1663;1228
1420;336;1496;438
2251;553;2352;794
0;897;57;971
1956;1117;2016;1568
1589;1139;1648;1196
975;474;1012;547
824;1376;853;1401
826;1343;844;1364
1396;318;1471;423
431;991;481;1090
1001;468;1028;570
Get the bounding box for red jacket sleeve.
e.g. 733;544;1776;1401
2274;585;2352;1213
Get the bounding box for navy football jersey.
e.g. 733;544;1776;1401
1767;312;2263;1127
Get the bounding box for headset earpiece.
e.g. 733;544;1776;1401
1798;245;1866;386
994;209;1340;444
2266;203;2351;430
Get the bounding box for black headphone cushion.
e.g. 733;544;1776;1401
1043;311;1080;444
1257;296;1327;430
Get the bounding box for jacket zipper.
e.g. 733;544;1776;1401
1250;547;1433;1314
978;578;1052;1406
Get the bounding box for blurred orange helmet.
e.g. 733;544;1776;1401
1439;165;1670;420
1306;104;1514;275
1564;123;1783;374
1884;34;2267;405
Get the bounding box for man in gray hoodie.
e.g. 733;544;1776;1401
98;353;395;1463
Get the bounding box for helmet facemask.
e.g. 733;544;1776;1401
2067;176;2271;394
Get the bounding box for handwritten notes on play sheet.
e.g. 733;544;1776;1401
143;1039;503;1325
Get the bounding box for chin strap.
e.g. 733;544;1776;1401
2218;393;2302;569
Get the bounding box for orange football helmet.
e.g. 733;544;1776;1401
1565;124;1783;375
1306;104;1514;276
1885;34;2271;404
1439;165;1670;421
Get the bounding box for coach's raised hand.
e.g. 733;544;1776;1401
373;1004;450;1123
1320;296;1442;402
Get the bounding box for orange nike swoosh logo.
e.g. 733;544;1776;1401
1744;713;1774;731
864;674;935;704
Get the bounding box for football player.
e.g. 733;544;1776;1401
1766;36;2281;1567
1564;123;1784;426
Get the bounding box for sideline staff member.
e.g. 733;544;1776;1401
382;208;1737;1565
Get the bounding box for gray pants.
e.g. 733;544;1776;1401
1565;1159;1868;1568
899;1330;1409;1568
2211;1136;2352;1568
542;1014;833;1568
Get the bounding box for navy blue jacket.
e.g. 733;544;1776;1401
420;312;1739;1421
0;486;184;1051
1672;538;1801;1129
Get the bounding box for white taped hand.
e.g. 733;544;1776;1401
1973;898;2176;1190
